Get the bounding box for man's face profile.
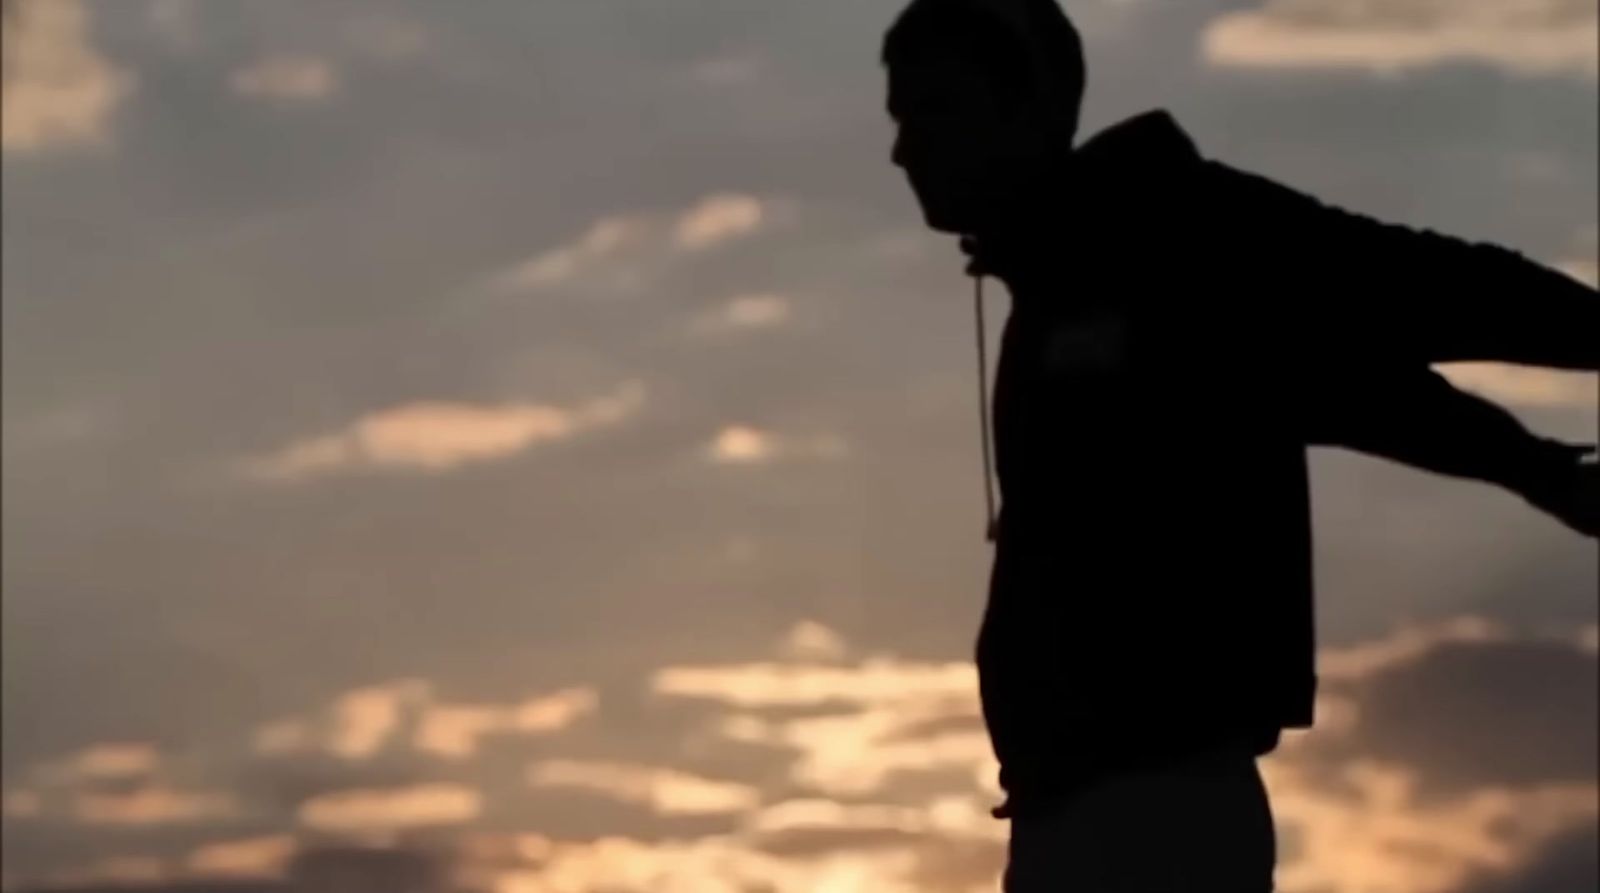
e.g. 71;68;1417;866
887;48;1050;235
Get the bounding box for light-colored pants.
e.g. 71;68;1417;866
1002;748;1275;892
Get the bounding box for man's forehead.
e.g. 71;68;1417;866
886;53;998;118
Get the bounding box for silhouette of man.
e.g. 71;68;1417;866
880;1;1600;889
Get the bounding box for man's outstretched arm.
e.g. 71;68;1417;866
1302;366;1597;536
1202;161;1600;370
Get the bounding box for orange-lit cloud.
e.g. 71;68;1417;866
1;0;132;152
1202;0;1599;77
674;194;765;251
1267;762;1596;893
747;796;1002;842
186;834;297;879
229;55;338;102
653;654;975;708
73;785;233;826
1263;617;1600;893
415;687;599;759
328;679;430;760
241;381;645;481
655;639;993;798
1316;615;1503;682
528;760;762;815
11;618;1594;893
298;783;482;834
705;425;848;465
64;741;161;780
721;704;996;799
254;680;598;762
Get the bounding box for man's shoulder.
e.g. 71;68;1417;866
1075;108;1201;169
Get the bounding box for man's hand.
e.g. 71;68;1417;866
1522;444;1600;538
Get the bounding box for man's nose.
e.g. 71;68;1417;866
890;131;905;168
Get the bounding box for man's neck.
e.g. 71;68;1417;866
968;211;1065;296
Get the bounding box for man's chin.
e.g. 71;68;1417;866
922;206;975;234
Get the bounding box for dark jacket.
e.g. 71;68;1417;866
976;109;1600;818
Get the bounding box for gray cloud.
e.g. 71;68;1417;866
1457;823;1599;893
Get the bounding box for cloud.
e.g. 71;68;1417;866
489;194;774;294
690;293;794;336
254;681;598;762
415;687;599;759
655;654;992;798
1266;618;1599;893
11;617;1596;893
1266;760;1596;893
707;425;776;464
746;796;1000;842
1458;823;1600;893
240;381;646;481
1;0;133;152
653;656;975;709
298;783;481;834
73;784;234;826
705;425;848;465
1316;615;1504;682
777;620;849;663
328;680;430;760
494;215;654;290
1201;0;1599;77
253;718;316;757
718;704;997;799
527;760;762;815
229;55;338;102
1436;363;1599;410
66;742;161;780
1329;638;1598;793
675;194;766;251
186;834;297;879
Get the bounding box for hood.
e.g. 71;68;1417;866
1074;109;1201;175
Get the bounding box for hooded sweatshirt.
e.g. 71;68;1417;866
971;110;1315;820
906;0;1600;820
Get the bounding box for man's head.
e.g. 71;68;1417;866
883;0;1086;235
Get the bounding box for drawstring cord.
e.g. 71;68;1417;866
974;274;999;544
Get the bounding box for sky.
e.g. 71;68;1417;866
1;0;1597;891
